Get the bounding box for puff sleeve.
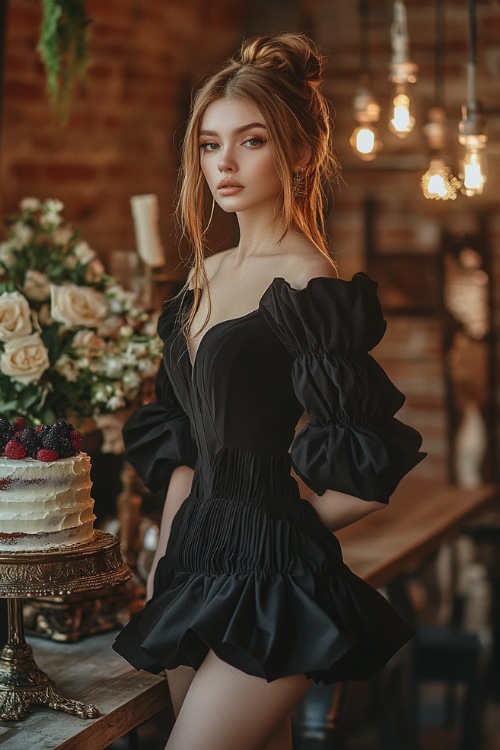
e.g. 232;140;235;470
260;273;426;503
123;296;198;493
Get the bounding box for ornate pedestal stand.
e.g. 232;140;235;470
0;530;130;721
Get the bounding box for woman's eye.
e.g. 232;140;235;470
243;137;266;148
199;142;220;151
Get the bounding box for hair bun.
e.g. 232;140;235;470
239;33;324;87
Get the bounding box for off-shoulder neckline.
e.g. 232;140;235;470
180;273;374;369
185;271;373;302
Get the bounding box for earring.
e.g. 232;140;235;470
292;168;306;197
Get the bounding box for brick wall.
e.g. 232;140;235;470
2;0;499;483
1;0;245;274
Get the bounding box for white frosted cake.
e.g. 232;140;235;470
0;418;96;551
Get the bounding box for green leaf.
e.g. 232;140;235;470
37;0;92;124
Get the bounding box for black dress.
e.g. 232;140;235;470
113;273;425;684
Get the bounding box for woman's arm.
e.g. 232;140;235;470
306;489;385;532
292;469;385;532
146;465;194;600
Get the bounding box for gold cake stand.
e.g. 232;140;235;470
0;530;131;721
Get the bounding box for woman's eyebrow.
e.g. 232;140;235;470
199;122;267;136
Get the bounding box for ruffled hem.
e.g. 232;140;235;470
113;556;414;684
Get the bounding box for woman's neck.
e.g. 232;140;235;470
233;207;284;260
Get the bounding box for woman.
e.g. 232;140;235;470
113;33;425;750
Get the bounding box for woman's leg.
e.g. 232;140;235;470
166;650;312;750
166;664;196;717
166;665;292;749
263;716;292;750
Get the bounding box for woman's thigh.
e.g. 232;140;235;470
165;650;312;750
166;664;196;717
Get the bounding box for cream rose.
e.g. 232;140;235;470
0;333;50;384
23;270;51;302
51;284;108;328
0;291;32;341
72;329;106;357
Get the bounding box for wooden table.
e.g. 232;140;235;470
0;630;170;750
337;478;499;588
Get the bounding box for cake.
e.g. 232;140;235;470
0;418;96;551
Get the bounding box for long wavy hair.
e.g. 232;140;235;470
176;33;339;338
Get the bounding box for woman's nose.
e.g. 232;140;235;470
218;150;236;173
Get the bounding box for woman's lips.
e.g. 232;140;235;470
217;179;243;195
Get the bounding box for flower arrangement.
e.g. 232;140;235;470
0;198;162;425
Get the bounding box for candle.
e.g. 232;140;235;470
130;194;165;268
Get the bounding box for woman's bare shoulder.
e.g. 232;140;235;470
281;247;338;291
187;247;237;288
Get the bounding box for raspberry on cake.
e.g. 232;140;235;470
0;418;95;551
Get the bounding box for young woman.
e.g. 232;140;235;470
113;33;425;750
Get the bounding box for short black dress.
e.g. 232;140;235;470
113;273;425;684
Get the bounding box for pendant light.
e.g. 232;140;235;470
458;0;487;196
350;0;382;161
388;0;418;138
421;0;459;200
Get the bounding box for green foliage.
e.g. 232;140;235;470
38;0;92;123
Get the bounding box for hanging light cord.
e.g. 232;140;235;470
434;0;445;106
467;0;477;103
359;0;370;75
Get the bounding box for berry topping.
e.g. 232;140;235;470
18;427;41;459
37;449;60;462
0;418;81;461
70;429;82;451
5;439;27;460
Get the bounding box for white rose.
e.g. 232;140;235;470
104;356;123;378
20;197;41;211
106;395;126;412
53;227;73;246
11;222;33;247
0;333;50;384
0;291;32;341
23;270;51;301
138;359;158;378
44;199;64;214
40;212;62;228
73;241;95;265
0;241;16;265
51;284;108;328
72;329;106;356
122;371;141;391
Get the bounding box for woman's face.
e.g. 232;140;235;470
199;97;282;215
